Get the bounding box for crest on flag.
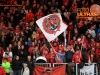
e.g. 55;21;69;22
42;14;60;34
36;13;67;42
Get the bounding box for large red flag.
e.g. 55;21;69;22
33;65;66;75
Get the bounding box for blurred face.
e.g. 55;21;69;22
35;46;38;50
9;44;12;48
96;43;100;48
23;64;27;68
16;56;19;60
18;41;21;46
5;54;8;58
22;45;24;49
44;50;48;54
58;50;62;53
92;47;95;51
76;50;79;54
27;56;31;60
6;47;10;52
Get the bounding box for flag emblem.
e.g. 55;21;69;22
42;14;60;34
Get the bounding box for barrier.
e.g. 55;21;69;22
34;63;99;75
76;63;98;75
0;63;99;75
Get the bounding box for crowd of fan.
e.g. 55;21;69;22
0;0;100;75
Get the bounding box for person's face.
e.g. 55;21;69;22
16;56;19;60
9;44;12;48
22;45;24;49
18;41;21;45
5;54;8;58
76;50;79;54
6;47;9;52
21;31;24;35
45;50;48;54
92;47;95;51
27;56;31;60
4;59;7;62
23;64;27;68
35;46;38;50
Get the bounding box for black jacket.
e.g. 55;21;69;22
12;59;22;71
26;61;34;71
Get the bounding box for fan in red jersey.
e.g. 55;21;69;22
72;49;82;64
35;8;44;20
86;47;96;63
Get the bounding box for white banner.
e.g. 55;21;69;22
80;64;94;75
36;13;67;42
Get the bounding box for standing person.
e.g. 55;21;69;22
0;66;6;75
12;55;22;75
23;63;30;75
2;58;11;75
72;49;82;64
26;55;34;75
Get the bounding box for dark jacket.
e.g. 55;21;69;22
26;61;34;71
12;59;22;71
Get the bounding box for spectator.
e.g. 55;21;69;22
33;45;41;61
26;55;34;75
18;45;27;62
2;53;11;63
0;66;6;75
88;25;96;38
56;49;65;63
65;45;74;63
12;55;22;75
26;9;34;23
86;47;96;63
2;58;11;75
23;63;30;75
72;49;82;64
3;47;13;61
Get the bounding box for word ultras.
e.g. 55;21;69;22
77;8;100;18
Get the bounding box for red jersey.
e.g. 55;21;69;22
86;50;95;63
35;12;44;20
26;12;34;22
49;53;56;63
14;30;21;36
72;53;82;64
28;46;34;54
0;67;6;75
2;57;11;63
90;41;96;47
40;46;48;53
42;53;50;63
95;48;100;62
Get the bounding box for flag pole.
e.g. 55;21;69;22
64;30;67;48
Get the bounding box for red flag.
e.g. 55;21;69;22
33;65;66;75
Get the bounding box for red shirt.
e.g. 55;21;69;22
49;53;56;63
95;48;100;62
72;53;82;64
43;53;50;63
86;50;95;63
90;41;96;47
40;46;48;53
35;12;44;20
2;57;11;63
26;12;34;22
0;67;6;75
14;30;21;36
28;46;34;54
